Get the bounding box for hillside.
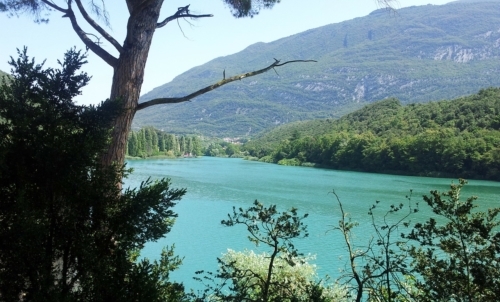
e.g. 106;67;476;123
133;0;500;137
243;88;500;180
0;70;9;80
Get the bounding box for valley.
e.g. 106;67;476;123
133;0;500;137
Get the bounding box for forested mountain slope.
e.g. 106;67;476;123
134;0;500;137
243;88;500;180
0;70;9;80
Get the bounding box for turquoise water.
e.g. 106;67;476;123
124;157;500;292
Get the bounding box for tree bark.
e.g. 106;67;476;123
100;1;163;167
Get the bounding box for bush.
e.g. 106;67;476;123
258;155;275;163
278;158;302;166
217;249;348;302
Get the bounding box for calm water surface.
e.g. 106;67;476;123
124;157;500;292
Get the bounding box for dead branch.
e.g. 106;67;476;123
136;59;316;111
157;5;213;29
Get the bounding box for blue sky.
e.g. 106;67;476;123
0;0;451;105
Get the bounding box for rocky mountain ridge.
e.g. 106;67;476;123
133;0;500;137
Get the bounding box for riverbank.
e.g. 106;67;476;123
242;156;489;181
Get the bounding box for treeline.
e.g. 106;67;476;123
204;141;244;157
127;126;202;158
244;88;500;180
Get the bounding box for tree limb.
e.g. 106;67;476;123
137;59;316;110
41;0;67;14
74;0;123;53
157;5;213;29
62;2;118;67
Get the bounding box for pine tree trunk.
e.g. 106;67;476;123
100;1;163;167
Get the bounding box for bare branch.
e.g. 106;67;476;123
176;18;190;39
157;5;213;29
137;59;316;110
376;0;399;12
89;0;110;25
62;4;118;67
376;0;397;7
40;0;67;14
74;0;123;53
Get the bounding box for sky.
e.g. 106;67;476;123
0;0;453;105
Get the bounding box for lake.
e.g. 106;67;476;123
124;157;500;292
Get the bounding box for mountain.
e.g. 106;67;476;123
243;87;500;180
133;0;500;137
0;70;8;80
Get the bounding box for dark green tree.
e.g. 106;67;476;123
158;131;166;152
128;131;139;157
225;143;240;157
192;136;203;156
165;133;174;152
406;179;500;301
144;127;153;156
0;48;186;301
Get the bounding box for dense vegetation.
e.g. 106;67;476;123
127;127;202;158
244;88;500;180
134;1;500;137
0;69;8;80
0;49;186;301
127;127;248;158
2;49;500;301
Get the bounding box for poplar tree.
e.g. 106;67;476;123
179;136;186;154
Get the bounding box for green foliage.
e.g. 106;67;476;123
277;158;302;166
333;179;500;301
222;201;309;258
332;190;418;302
0;69;10;83
244;89;500;180
135;1;500;138
197;201;320;302
212;249;348;302
0;48;187;301
224;143;240;157
405;179;500;301
127;126;202;158
222;0;281;18
204;140;245;158
204;142;224;157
